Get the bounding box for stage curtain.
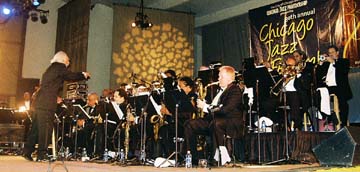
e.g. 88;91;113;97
111;6;194;87
55;0;90;72
241;131;333;163
201;13;249;71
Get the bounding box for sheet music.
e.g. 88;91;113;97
150;96;162;116
111;101;125;120
73;104;92;119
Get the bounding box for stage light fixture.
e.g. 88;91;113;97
131;0;152;29
1;6;11;15
32;0;40;6
39;11;47;24
30;11;38;22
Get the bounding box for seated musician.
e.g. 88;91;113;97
185;66;244;166
77;92;102;157
158;76;197;157
106;88;138;159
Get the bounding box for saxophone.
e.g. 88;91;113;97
195;78;205;119
124;104;133;160
150;113;165;141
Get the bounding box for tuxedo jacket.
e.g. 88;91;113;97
316;58;352;101
214;82;244;118
34;62;86;111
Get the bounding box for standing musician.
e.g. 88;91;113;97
316;45;352;128
292;50;315;128
23;51;90;161
283;56;304;131
186;66;244;166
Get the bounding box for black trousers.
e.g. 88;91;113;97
286;91;303;130
184;118;211;162
184;117;244;162
24;109;54;158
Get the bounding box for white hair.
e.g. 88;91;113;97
50;51;68;64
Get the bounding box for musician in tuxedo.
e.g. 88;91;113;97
105;88;139;156
316;45;352;127
23;51;90;161
76;93;102;156
163;69;178;91
158;76;197;157
185;66;244;165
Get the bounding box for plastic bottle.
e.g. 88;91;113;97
185;150;192;168
81;148;89;161
261;120;266;132
120;149;125;164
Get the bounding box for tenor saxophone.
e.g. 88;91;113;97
124;104;132;160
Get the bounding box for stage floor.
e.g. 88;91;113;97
0;155;356;172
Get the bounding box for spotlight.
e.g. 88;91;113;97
32;0;40;6
40;12;47;24
30;12;38;22
1;6;12;15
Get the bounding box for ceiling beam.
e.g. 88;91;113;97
195;0;282;27
147;0;190;9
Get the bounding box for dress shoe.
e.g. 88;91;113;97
23;154;33;161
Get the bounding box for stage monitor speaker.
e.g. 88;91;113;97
313;126;360;166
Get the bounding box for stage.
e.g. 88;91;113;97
0;155;345;172
0;130;359;172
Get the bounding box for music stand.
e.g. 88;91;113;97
157;104;179;167
266;79;290;165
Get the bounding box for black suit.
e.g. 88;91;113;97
316;58;352;127
184;82;244;163
24;62;86;159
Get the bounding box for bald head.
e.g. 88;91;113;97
87;93;99;107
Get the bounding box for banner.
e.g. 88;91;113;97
249;0;360;70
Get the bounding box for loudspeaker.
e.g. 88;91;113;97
313;126;360;166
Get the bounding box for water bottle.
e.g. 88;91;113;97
81;148;89;161
261;120;266;132
185;150;192;168
65;147;70;158
103;148;109;162
119;149;125;164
